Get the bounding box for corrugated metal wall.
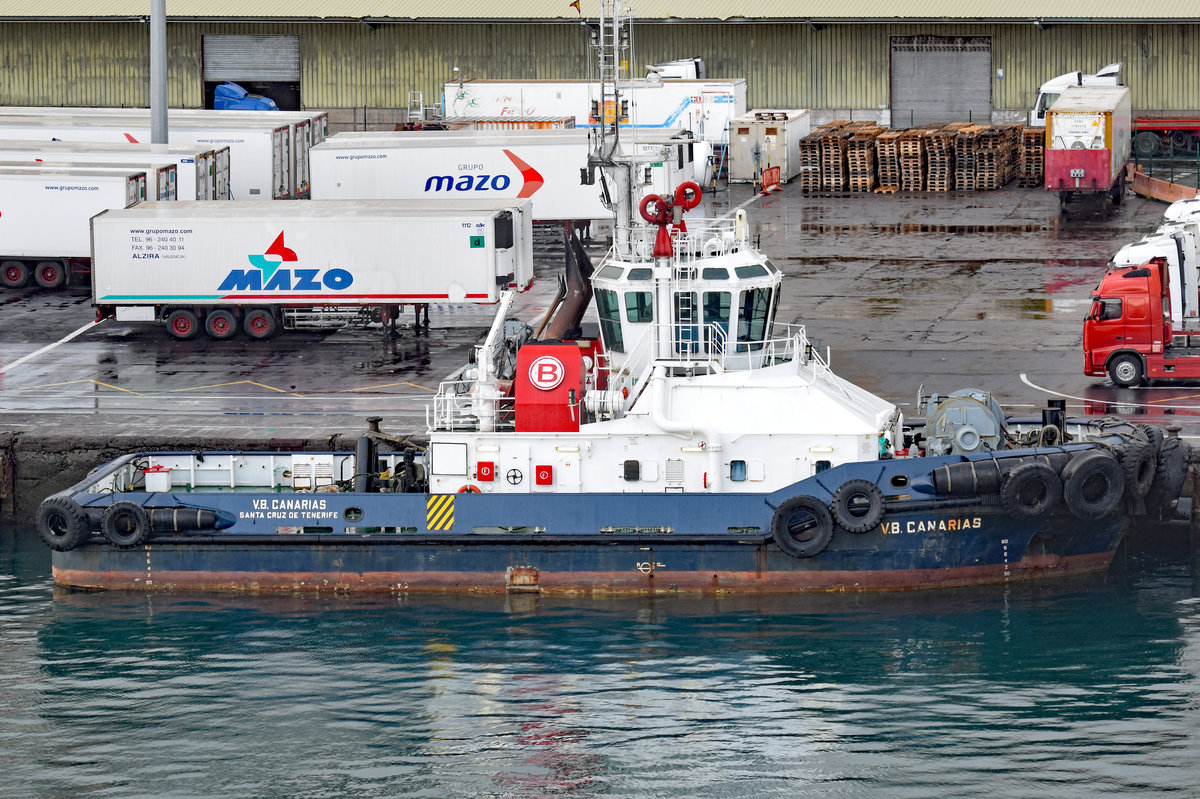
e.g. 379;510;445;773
1;20;1198;114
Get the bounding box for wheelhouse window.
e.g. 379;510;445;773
737;287;773;351
625;291;653;323
703;291;731;349
596;289;625;353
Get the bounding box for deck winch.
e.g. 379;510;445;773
921;388;1007;456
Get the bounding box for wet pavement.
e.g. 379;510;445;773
0;183;1195;446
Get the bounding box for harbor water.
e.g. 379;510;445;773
2;521;1199;799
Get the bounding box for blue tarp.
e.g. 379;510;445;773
214;82;278;111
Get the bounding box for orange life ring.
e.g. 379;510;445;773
457;485;481;494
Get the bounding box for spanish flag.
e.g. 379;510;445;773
569;0;581;13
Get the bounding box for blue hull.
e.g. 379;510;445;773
49;452;1131;592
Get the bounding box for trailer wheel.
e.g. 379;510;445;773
204;309;237;340
1;260;29;289
1171;131;1193;151
33;260;66;289
1110;174;1125;206
243;308;278;339
1133;131;1162;157
166;309;200;340
1108;353;1144;388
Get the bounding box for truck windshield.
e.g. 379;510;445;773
1037;92;1060;119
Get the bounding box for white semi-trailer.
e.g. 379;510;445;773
0;139;229;200
0;113;291;200
1;106;323;196
89;199;534;339
0;166;146;289
309;129;701;220
1;160;177;201
442;78;747;145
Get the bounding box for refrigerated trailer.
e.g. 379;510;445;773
1;106;324;194
89;199;534;339
0;166;145;289
0;113;289;200
309;129;700;221
442;78;747;145
1044;85;1132;207
0;139;228;200
1;161;177;201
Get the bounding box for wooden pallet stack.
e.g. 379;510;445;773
798;128;826;192
874;130;903;193
954;126;985;190
975;125;1019;190
1018;125;1044;187
898;129;928;191
924;127;958;192
820;124;854;192
847;126;884;192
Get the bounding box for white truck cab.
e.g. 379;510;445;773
1030;63;1122;127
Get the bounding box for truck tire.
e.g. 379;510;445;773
1108;353;1144;388
243;308;278;339
34;260;66;289
1;260;29;289
166;309;200;340
204;309;237;340
1171;131;1193;151
1133;131;1161;157
1111;174;1125;206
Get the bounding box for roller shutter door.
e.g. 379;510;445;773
891;36;991;128
202;35;300;82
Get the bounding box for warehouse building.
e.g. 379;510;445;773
0;1;1196;132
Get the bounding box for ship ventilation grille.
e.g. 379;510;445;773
665;458;684;484
291;454;336;489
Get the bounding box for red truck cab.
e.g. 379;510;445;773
1083;258;1177;386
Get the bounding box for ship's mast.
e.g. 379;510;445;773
588;0;639;257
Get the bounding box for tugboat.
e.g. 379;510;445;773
38;7;1190;594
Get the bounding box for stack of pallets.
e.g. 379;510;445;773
924;127;959;192
847;126;884;192
899;129;928;191
874;130;903;193
975;125;1020;190
798;128;826;192
1018;125;1044;187
954;126;985;191
820;124;854;192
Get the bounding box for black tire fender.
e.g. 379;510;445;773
829;478;885;533
101;501;152;548
771;495;834;558
36;496;91;552
1134;423;1165;456
1116;440;1156;500
1146;437;1191;516
1000;462;1062;518
1061;451;1125;520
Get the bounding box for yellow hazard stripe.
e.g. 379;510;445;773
426;494;454;531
